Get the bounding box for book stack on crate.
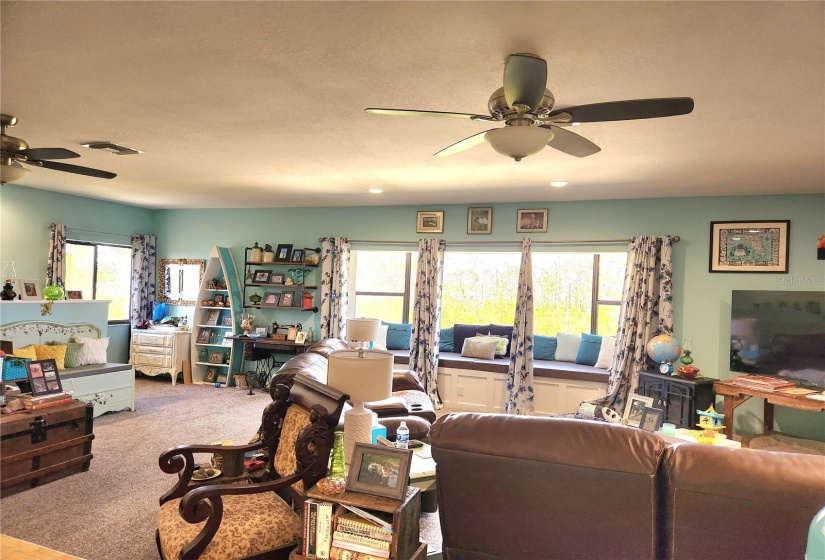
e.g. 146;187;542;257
15;391;74;410
729;374;796;392
302;500;393;560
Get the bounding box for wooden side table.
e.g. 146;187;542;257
637;370;715;429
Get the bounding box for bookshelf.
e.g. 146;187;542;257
296;485;427;560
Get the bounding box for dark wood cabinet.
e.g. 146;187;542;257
637;370;715;429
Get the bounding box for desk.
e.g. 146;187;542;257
713;380;825;439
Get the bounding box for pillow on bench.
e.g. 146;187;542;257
454;324;489;354
461;337;498;360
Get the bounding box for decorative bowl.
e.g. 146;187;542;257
676;365;700;379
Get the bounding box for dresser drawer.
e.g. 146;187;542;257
133;332;173;347
133;344;172;356
132;353;172;368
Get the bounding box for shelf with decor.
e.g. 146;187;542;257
241;244;321;316
190;247;243;387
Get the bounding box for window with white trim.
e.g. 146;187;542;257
65;241;132;323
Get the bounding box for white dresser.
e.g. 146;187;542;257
130;327;191;385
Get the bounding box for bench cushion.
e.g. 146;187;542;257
61;363;134;379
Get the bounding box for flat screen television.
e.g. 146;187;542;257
731;290;825;388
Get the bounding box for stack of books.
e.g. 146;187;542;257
19;391;74;410
302;499;334;559
729;374;796;392
330;512;392;559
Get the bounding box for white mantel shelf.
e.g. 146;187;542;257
0;300;112;304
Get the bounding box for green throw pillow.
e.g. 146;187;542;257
63;342;84;368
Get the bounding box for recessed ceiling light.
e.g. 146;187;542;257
550;181;568;188
368;188;383;194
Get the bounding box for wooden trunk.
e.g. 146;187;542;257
0;400;94;497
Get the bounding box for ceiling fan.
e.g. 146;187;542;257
0;113;117;184
366;53;694;161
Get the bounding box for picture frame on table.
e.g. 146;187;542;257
205;310;220;326
208;351;225;364
254;327;268;337
291;249;304;263
639;407;664;432
66;290;83;300
17;279;41;300
221;315;233;327
294;331;307;344
416;210;444;234
197;329;212;344
270;273;285;285
25;359;63;396
262;292;280;306
279;291;295;307
623;395;654;428
204;367;219;383
467;207;493;234
516;208;548;233
275;244;293;262
252;270;271;284
347;442;413;500
709;220;790;273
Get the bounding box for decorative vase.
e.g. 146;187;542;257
327;431;347;482
262;244;275;263
250;242;263;263
43;284;65;301
249;292;262;304
302;291;314;309
287;268;307;285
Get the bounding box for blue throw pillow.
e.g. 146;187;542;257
439;327;454;352
576;333;603;366
534;335;557;361
383;321;412;350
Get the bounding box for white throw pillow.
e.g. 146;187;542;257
373;324;389;351
73;336;109;366
595;336;617;369
554;333;581;362
461;337;498;360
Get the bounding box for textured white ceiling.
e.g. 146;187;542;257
1;1;823;209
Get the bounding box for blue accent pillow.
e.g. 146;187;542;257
439;327;454;353
383;321;412;350
453;324;489;354
489;324;514;356
534;335;557;361
576;333;603;366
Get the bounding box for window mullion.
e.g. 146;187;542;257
402;253;412;323
591;254;599;334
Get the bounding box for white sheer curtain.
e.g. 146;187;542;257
505;238;535;415
319;237;351;339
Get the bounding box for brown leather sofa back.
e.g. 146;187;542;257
662;442;825;560
430;413;668;560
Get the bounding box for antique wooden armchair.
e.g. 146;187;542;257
156;374;348;560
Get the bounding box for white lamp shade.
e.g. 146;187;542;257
346;317;380;343
327;349;393;403
486;126;554;160
1;163;29;184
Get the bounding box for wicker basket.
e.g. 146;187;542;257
233;372;256;389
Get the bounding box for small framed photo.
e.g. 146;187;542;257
221;315;233;327
467;207;492;235
639;407;664;432
213;293;225;305
279;291;295;307
275;244;293;262
262;292;280;306
516;209;548;233
252;270;271;284
709;220;790;273
416;210;444;234
208;351;225;364
204;367;219;383
623;394;654;428
66;290;83;300
347;442;413;500
205;310;220;326
254;327;268;337
291;249;304;263
270;273;285;285
197;329;212;344
26;359;63;396
17;279;41;300
216;373;228;384
294;331;307;344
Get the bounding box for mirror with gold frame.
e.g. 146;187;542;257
159;259;205;305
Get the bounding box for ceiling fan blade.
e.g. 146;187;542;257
34;160;116;179
547;98;694;123
503;53;547;111
434;130;494;158
365;108;487;120
18;147;80;160
541;125;601;158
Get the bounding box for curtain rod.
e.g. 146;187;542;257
63;226;133;239
325;236;680;246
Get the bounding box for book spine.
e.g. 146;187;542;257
329;547;386;560
331;540;390;559
334;526;392;542
25;397;74;410
308;499;318;557
316;501;333;559
337;518;391;537
303;500;313;555
332;531;390;550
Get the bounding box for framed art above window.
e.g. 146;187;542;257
417;211;444;234
516;209;548;233
709;220;790;273
467;207;492;234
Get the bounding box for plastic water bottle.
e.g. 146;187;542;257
396;421;410;449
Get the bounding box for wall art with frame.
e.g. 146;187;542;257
416;210;444;234
467;207;492;234
516;208;548;233
709;220;790;273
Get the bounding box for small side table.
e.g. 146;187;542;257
637;370;715;429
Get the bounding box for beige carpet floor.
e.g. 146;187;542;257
0;376;442;559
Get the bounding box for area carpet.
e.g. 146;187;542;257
0;376;442;559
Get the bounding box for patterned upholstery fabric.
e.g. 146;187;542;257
158;492;301;560
273;405;312;495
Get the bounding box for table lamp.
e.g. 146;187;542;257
346;317;380;357
327;348;393;464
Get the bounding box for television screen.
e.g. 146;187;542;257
731;290;825;388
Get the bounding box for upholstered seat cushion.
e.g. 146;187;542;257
158;492;301;560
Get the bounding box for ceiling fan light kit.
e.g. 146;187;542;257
0;161;30;184
486;126;553;161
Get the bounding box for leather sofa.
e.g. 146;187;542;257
275;338;435;440
430;412;825;560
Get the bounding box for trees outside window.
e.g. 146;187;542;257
65;241;132;323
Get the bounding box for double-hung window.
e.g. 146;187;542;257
65;241;132;323
350;251;417;323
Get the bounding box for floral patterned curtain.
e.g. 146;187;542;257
46;223;66;288
410;238;446;408
130;235;156;326
320;237;351;339
505;238;535;415
583;236;673;415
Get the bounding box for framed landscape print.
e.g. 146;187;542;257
416;210;444;234
710;220;790;273
516;209;548;233
467;207;492;234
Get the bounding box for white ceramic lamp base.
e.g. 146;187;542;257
343;402;374;466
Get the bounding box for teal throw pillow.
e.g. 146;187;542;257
383;321;412;350
63;342;84;368
575;333;603;366
439;327;454;352
534;335;557;361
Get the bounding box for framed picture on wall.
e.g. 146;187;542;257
467;207;492;234
709;220;790;273
516;209;548;233
417;210;444;234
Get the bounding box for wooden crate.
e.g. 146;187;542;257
0;400;94;497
